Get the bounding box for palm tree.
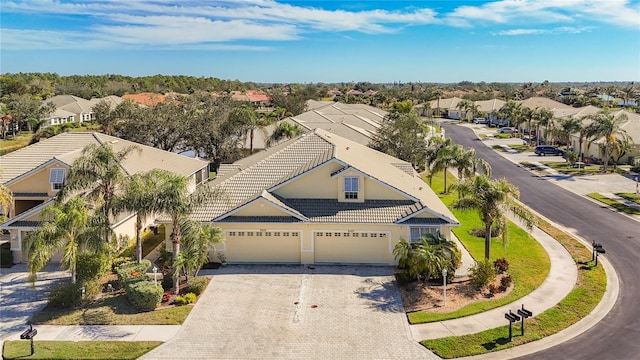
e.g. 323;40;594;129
432;88;443;118
533;108;555;145
173;219;224;281
497;101;523;130
393;231;458;283
22;197;104;283
430;142;461;193
556;117;583;152
452;147;492;181
268;121;304;146
0;182;13;222
424;137;452;186
152;170;225;293
59;143;140;246
586;111;630;172
113;170;164;263
450;175;536;260
456;99;474;121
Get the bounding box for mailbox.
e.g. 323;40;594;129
517;306;533;319
20;327;37;340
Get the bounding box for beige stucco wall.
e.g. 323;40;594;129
274;162;343;199
160;221;453;266
9;163;69;197
234;200;291;217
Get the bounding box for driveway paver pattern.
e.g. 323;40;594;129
141;265;438;360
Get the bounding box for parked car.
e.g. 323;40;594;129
473;118;489;124
490;118;510;127
497;127;517;134
535;145;565;156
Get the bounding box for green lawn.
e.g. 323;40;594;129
2;341;161;360
0;133;33;155
30;291;193;325
408;173;550;324
422;217;606;358
616;192;640;205
587;193;640;215
541;162;602;175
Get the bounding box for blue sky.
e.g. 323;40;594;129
1;0;639;83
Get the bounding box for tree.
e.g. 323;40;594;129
451;175;536;260
268;121;304;146
424;136;453;186
393;231;458;283
173;219;224;281
0;183;13;221
22;197;104;283
369;109;427;169
430;143;461;193
451;147;492;181
586;111;630;172
113;170;163;263
2;94;55;133
152;170;225;293
497;101;523;131
555;117;583;152
59;143;140;246
533;107;555;145
456;99;479;122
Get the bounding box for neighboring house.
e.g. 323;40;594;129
244;101;387;150
422;97;463;118
475;99;506;122
0;132;210;264
89;95;124;109
44;95;95;124
570;110;640;164
231;90;271;109
122;92;165;107
42;108;76;127
166;128;459;265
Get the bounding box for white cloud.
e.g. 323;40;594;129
495;26;591;36
1;0;638;50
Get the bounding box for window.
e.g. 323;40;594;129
334;232;341;237
292;232;299;236
410;227;437;242
229;231;236;236
316;232;323;237
49;168;65;190
238;232;245;236
344;176;359;199
247;232;254;236
283;232;290;237
352;233;359;238
265;232;272;237
274;232;281;237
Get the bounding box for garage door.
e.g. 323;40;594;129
314;231;390;264
225;230;301;263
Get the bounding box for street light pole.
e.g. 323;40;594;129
153;266;158;286
442;268;448;307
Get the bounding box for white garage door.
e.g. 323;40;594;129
225;230;301;263
314;231;390;264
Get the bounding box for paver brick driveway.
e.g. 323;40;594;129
142;265;438;360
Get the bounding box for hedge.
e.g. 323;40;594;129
125;281;163;311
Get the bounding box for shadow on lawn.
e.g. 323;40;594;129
482;336;512;350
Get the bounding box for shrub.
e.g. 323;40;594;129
125;280;163;311
48;282;83;308
111;256;132;274
185;277;207;296
395;271;414;286
117;260;152;285
469;260;496;290
0;248;13;268
499;274;513;292
493;258;509;274
175;292;196;305
162;270;175;290
77;252;110;283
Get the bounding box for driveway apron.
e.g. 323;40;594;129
141;265;438;360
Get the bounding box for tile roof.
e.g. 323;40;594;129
12;193;48;197
190;128;459;227
397;217;451;225
45;95;94;114
218;216;301;223
278;199;423;223
518;97;572;110
122;93;165;106
0;132;208;185
2;220;40;228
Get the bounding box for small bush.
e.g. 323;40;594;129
493;258;509;274
469;260;496;290
0;248;13;268
48;282;83;308
126;280;163;311
117;260;152;285
162;270;175;290
82;279;102;300
77;252;110;283
499;274;513;292
184;277;207;296
395;271;414;286
175;292;196;305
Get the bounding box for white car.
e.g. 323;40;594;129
497;127;517;134
473;118;489;124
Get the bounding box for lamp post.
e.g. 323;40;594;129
442;268;448;307
153;266;158;286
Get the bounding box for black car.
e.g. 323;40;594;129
535;145;564;156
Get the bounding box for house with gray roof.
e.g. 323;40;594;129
1;132;210;263
164;128;459;265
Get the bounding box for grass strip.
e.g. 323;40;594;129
0;134;32;155
587;193;640;215
616;192;640;205
2;341;162;360
408;173;550;324
420;216;607;358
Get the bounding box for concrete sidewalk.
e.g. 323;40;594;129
2;325;180;342
410;215;578;341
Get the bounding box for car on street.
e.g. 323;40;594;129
497;127;517;134
535;145;565;156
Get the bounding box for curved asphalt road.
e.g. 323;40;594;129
442;123;640;360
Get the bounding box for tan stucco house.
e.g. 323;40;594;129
166;128;459;265
0;132;210;264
